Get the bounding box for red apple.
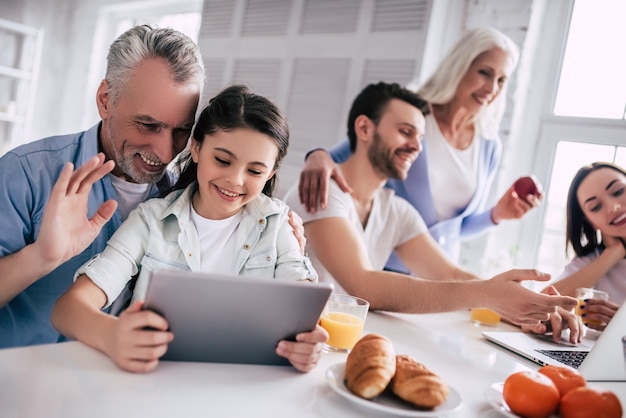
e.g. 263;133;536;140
513;175;542;202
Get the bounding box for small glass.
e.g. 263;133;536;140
575;287;609;327
319;294;369;353
470;308;501;326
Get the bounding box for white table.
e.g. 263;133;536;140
1;310;624;417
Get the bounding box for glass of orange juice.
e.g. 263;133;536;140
575;287;609;327
470;307;501;326
319;294;369;352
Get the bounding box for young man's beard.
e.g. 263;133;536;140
367;131;405;180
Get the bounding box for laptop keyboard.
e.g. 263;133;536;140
535;349;589;369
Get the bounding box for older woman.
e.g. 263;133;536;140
298;27;540;272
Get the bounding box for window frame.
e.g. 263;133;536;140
514;0;626;273
80;0;203;129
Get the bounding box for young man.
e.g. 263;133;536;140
284;82;580;336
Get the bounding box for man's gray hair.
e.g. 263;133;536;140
105;25;205;104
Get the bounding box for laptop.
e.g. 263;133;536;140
143;270;333;366
483;301;626;381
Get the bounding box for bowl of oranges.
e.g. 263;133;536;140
485;364;622;418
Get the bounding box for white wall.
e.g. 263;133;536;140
0;0;136;142
1;0;79;141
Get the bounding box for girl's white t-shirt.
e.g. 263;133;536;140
191;205;242;274
425;114;479;221
108;174;152;221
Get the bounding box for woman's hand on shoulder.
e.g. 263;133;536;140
602;234;626;259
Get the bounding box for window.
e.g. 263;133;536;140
0;20;43;155
553;0;626;119
81;0;202;128
520;0;626;285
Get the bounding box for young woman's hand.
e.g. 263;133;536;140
104;301;174;373
602;234;626;259
580;298;620;331
275;324;328;372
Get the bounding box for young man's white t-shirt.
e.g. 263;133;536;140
108;174;152;221
284;180;427;294
191;207;241;274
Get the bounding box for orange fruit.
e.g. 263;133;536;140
538;364;586;397
503;371;560;418
560;386;623;418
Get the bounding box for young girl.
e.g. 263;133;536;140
552;162;626;329
52;85;326;373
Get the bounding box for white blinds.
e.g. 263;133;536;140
197;0;432;197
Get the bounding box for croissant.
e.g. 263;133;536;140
344;334;396;399
391;354;449;409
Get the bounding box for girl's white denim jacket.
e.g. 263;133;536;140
77;183;317;308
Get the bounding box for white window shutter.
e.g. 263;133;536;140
199;0;234;38
232;59;282;99
242;0;291;36
197;0;433;197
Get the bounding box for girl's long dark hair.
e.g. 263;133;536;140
164;85;289;198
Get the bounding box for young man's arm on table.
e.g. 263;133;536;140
304;217;576;325
395;232;478;281
395;225;583;343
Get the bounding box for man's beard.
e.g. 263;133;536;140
367;131;404;180
103;121;166;184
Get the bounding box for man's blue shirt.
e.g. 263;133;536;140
0;124;164;348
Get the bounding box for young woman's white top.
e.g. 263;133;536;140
558;251;626;305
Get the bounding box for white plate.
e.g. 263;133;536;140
483;382;519;418
325;363;463;417
484;382;558;418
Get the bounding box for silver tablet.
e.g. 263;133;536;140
143;270;333;366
